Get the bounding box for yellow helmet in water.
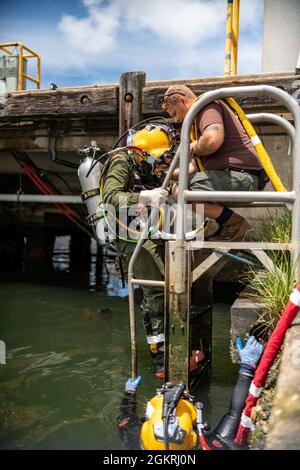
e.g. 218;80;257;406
126;123;176;161
140;394;198;450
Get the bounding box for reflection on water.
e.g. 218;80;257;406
0;237;238;449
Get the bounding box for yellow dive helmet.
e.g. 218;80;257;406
140;388;198;450
126;123;177;162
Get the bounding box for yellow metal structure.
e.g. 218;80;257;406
224;0;240;76
140;395;198;450
0;42;40;90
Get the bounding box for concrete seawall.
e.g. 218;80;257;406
231;289;300;449
265;313;300;449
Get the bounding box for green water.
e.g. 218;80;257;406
0;240;238;449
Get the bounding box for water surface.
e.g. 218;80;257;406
0;238;238;449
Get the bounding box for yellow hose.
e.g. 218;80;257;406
225;98;287;192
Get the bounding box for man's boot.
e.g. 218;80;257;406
148;341;165;379
141;305;164;378
208;212;252;242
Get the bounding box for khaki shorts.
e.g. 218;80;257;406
189;168;259;193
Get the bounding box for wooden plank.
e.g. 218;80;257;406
191;241;291;250
0;85;119;118
192;250;228;283
143;73;300;115
251;249;284;276
1;72;298;121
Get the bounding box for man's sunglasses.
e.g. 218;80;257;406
159;92;186;106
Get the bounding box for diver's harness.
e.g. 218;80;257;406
191;96;287;192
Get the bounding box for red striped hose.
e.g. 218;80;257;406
23;163;92;238
234;282;300;446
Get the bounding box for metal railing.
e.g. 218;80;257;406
175;85;300;292
127;85;300;378
0;42;41;90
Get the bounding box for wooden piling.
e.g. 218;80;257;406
119;71;146;142
165;241;191;386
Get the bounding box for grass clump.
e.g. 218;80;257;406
261;209;292;244
243;209;295;333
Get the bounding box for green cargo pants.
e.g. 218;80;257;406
189;168;259;193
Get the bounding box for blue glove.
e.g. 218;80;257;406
236;336;263;375
125;376;142;394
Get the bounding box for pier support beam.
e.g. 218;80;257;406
119;71;146;142
165;241;191;386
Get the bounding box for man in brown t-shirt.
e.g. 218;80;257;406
162;84;265;241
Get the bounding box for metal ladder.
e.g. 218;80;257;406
127;85;300;386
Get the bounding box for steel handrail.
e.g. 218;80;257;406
175;85;300;292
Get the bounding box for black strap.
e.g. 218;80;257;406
86;212;103;225
81;188;100;202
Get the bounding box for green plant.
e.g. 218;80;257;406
260;209;292;244
243;209;294;332
244;252;295;332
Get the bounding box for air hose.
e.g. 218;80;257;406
162;383;186;450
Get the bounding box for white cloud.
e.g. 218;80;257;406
0;0;264;86
122;0;225;46
58;1;120;55
55;0;263;77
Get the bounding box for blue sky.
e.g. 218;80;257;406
0;0;264;89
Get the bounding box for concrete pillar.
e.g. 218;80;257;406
262;0;300;73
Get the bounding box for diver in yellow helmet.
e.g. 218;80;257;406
117;336;264;450
101;119;178;379
140;383;198;451
127;123;176;159
162;84;269;243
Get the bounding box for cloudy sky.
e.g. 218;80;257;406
0;0;264;89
